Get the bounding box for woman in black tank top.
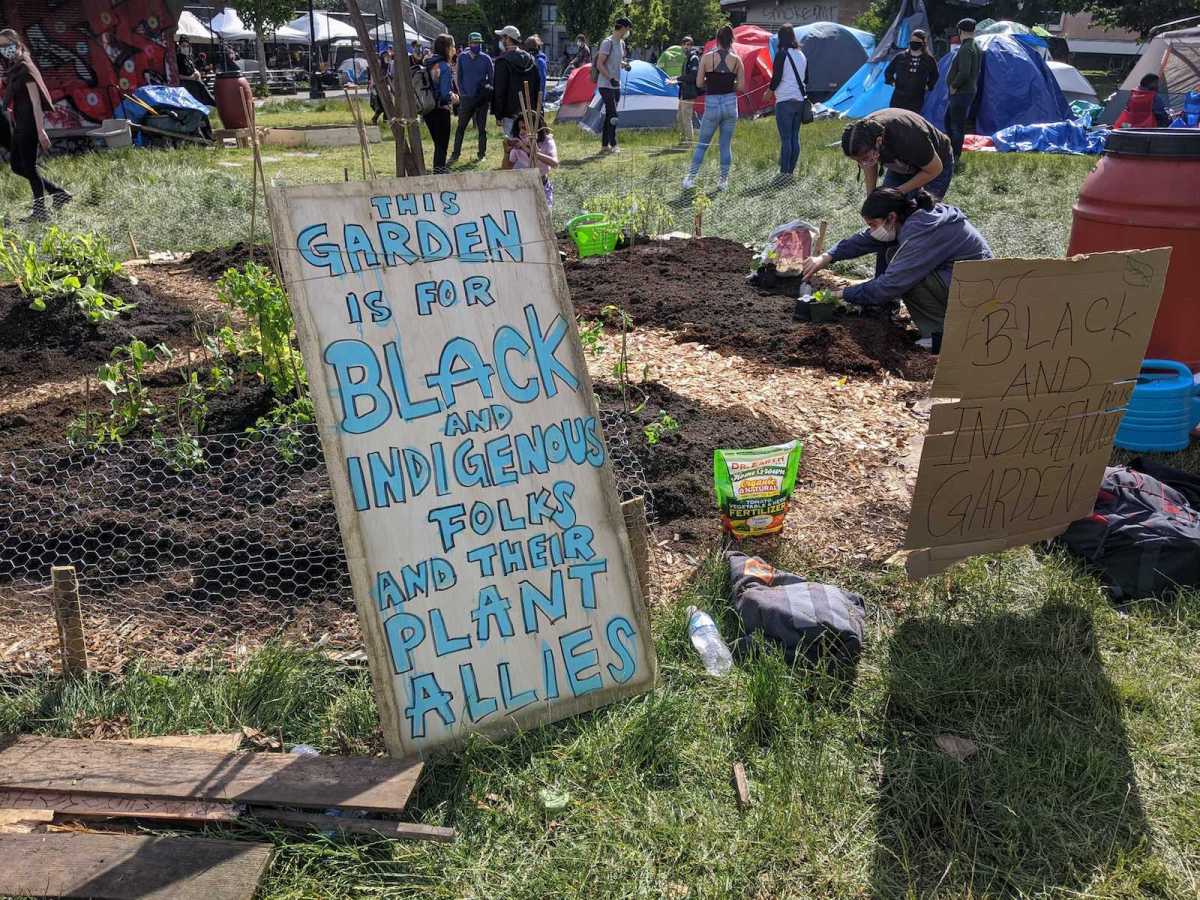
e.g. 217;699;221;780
682;26;743;192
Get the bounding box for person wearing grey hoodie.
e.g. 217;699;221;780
802;188;991;347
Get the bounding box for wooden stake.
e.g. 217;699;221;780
815;220;828;256
241;92;259;254
126;229;140;260
732;762;751;810
389;0;427;175
620;495;651;599
50;566;87;678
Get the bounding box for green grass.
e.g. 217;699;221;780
3;551;1198;897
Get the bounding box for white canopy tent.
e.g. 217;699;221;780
369;22;428;47
287;12;359;42
1099;27;1200;123
175;10;218;42
209;8;246;37
207;9;312;43
1048;61;1098;102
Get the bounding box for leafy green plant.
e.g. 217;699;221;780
601;304;634;413
584;190;673;241
812;289;837;305
69;339;172;446
577;317;605;356
643;412;680;447
248;396;316;463
692;192;712;238
0;226;131;323
216;263;305;397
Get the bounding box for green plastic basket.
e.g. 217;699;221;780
567;213;620;258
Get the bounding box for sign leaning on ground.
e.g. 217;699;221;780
268;172;656;757
905;249;1170;579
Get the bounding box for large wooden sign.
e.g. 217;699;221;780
905;249;1170;579
268;172;656;757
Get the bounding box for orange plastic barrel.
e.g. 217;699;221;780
214;71;253;130
1068;129;1200;370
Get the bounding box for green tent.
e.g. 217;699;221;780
658;45;684;78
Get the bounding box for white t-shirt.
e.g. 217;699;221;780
774;48;808;103
598;36;625;86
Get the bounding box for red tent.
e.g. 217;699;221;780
555;64;598;124
694;25;774;119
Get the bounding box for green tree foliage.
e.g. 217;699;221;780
1059;0;1198;38
478;0;541;41
668;0;725;43
438;2;491;45
628;0;670;48
558;0;618;48
233;0;295;90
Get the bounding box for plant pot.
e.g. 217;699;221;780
792;297;812;322
809;303;837;324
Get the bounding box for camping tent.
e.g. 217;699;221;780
695;25;774;119
922;34;1071;136
781;22;876;101
658;45;684;78
1098;27;1200;125
568;61;678;129
825;0;930;118
1048;61;1098;103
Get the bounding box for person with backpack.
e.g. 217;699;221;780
801;188;991;348
675;35;701;144
884;28;938;114
450;32;493;162
491;25;541;140
945;18;981;165
768;24;807;180
594;17;633;154
525;34;547;102
422;33;458;174
682;25;744;191
1115;73;1172;128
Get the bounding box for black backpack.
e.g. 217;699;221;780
726;551;866;664
1060;466;1200;600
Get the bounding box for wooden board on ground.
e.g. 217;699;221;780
116;733;244;754
904;249;1170;578
267;172;657;757
247;808;456;842
0;807;53;832
0;736;422;813
0;833;271;900
0;789;237;823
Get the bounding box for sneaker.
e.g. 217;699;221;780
610;146;621;154
681;174;696;189
448;153;460;164
915;336;934;350
717;175;729;191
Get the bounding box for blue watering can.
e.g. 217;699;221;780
1114;359;1200;453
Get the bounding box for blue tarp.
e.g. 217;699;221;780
922;33;1070;136
117;84;212;123
825;0;928;116
992;120;1108;154
1171;91;1200;127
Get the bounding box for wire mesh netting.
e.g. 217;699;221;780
0;410;652;675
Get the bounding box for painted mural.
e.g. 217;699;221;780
2;0;178;129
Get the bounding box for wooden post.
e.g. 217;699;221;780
390;0;427;175
621;496;651;599
815;220;828;256
50;566;87;677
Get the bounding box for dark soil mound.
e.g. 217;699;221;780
0;277;197;389
187;243;270;279
566;237;935;381
598;381;793;528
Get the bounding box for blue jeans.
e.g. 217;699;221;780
882;154;954;200
775;99;803;174
688;93;738;178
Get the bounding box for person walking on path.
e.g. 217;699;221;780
595;17;633;154
423;33;458;174
491;25;541;140
884;28;937;114
0;29;69;220
840;107;953;199
675;36;701;144
768;24;807;179
944;18;981;165
682;25;744;191
451;32;493;162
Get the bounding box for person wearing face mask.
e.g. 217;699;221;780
841;108;954;199
883;29;938;114
451;32;493;163
175;37;217;107
0;28;69;221
801;188;991;348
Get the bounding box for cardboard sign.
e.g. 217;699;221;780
268;172;656;757
905;249;1170;579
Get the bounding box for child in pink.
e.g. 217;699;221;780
508;115;559;207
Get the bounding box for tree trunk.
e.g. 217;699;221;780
255;31;270;95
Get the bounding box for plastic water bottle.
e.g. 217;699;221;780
686;606;733;676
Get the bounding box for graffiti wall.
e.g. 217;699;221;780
2;0;178;129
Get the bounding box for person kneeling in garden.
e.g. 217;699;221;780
802;188;991;349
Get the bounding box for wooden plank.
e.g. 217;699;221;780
0;789;237;823
246;808;456;843
0;807;53;832
731;762;751;811
116;733;243;754
0;833;271;900
0;736;422;813
50;566;87;677
621;496;652;598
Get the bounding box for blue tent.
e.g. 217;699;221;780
922;34;1070;137
575;61;678;130
767;23;878;101
826;0;930;117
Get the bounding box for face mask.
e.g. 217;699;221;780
869;222;896;242
0;45;18;61
910;45;924;55
470;44;480;54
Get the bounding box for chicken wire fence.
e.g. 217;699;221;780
0;409;653;676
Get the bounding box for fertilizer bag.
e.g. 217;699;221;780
726;551;866;664
714;440;803;538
